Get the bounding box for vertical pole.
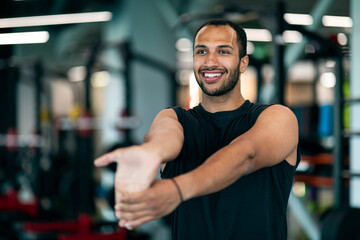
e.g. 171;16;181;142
273;1;285;104
6;67;18;188
76;43;98;214
122;42;133;144
333;55;345;208
34;61;42;197
350;0;360;209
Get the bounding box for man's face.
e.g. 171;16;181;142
193;25;244;97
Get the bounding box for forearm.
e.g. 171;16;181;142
175;139;255;201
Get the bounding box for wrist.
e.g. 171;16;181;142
174;174;197;202
170;178;183;202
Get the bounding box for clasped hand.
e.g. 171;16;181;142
94;145;181;229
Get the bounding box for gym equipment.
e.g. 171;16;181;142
286;15;360;240
321;206;360;240
21;214;127;240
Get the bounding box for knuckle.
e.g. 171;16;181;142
124;212;136;220
149;199;158;210
148;190;156;200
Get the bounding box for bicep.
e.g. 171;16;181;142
232;105;299;170
144;108;184;164
145;109;183;139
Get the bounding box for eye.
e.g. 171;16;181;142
219;50;230;54
196;49;207;55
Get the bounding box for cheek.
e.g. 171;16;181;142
193;60;202;71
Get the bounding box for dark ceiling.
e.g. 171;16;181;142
0;0;350;19
0;0;117;18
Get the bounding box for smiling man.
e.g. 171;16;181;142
95;19;300;240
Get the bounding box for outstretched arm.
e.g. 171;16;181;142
117;105;299;228
94;109;184;222
94;108;184;169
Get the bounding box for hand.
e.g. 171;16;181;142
94;145;162;199
116;179;182;229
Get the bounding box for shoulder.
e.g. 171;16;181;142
258;104;298;125
155;107;200;123
151;108;179;126
242;104;299;167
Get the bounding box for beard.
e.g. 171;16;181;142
195;62;240;97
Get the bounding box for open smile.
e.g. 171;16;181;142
201;71;224;83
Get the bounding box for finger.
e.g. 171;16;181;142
94;149;124;167
114;204;122;219
118;201;151;213
94;152;116;167
120;208;155;222
127;216;155;229
119;189;150;204
114;188;128;219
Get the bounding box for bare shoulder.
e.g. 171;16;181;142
249;104;298;167
263;104;297;117
150;108;181;130
155;108;178;120
259;104;298;128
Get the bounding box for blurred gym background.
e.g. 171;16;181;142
0;0;359;239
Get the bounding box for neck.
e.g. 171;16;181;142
200;89;245;113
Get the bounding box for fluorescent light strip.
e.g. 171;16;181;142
0;11;112;28
0;31;49;45
322;15;353;28
245;28;272;42
284;13;313;26
245;28;303;43
284;13;353;28
283;30;303;43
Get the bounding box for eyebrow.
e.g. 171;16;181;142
218;45;234;49
194;44;206;49
194;44;234;50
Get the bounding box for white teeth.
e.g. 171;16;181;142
204;73;222;78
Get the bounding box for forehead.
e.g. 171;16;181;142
194;25;237;48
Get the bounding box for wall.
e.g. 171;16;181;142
350;0;360;208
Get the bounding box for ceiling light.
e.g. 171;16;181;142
325;60;336;68
0;31;49;45
245;28;272;42
320;72;336;88
0;11;112;29
91;71;110;88
68;66;86;82
247;41;254;55
322;15;353;28
245;29;302;43
283;30;303;43
284;13;313;26
337;33;348;45
176;38;192;52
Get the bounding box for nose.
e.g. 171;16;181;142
204;52;218;68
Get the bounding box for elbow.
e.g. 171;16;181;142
242;140;257;174
230;138;257;174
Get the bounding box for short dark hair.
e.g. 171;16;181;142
194;19;247;58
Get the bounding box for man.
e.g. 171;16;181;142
95;19;299;239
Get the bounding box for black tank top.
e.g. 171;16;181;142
161;100;300;240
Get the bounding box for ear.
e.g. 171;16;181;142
240;55;249;73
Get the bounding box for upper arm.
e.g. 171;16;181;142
232;105;299;170
144;108;184;169
145;108;183;138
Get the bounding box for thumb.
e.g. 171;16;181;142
94;151;120;167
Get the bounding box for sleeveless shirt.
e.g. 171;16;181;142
161;100;300;240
